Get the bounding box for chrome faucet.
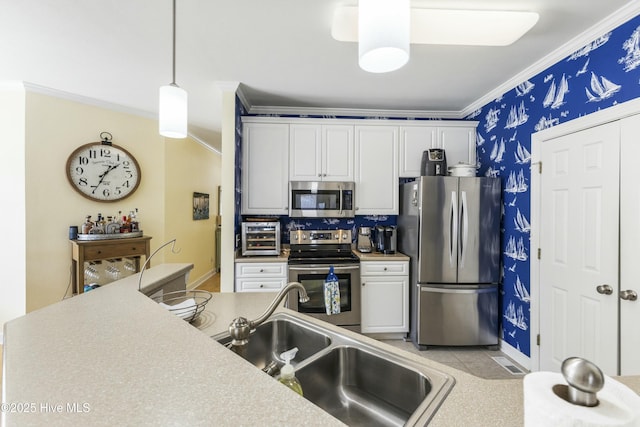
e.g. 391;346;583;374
228;282;310;351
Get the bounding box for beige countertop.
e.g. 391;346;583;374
235;247;410;262
354;250;410;261
3;264;639;426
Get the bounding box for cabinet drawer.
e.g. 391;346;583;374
236;278;287;292
235;262;287;278
361;261;408;276
83;243;147;261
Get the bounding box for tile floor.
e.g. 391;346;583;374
196;273;528;380
381;339;528;380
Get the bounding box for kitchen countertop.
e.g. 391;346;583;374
235;247;410;262
3;264;639;426
354;250;410;261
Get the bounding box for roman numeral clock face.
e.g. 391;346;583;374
66;143;141;202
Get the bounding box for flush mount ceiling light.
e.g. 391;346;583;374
358;0;410;73
334;6;539;48
159;0;188;139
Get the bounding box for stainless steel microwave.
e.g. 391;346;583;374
289;181;355;218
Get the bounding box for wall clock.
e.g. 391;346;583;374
66;134;141;202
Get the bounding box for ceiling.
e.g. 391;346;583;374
1;0;636;152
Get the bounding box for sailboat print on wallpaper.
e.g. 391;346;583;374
585;72;621;102
514;142;531;164
514;208;531;233
504;302;528;330
489;138;506;162
505;101;529;129
514;276;531;303
505;236;527;261
484;108;500;132
516;80;535;96
505;170;528;193
619;26;640;71
543;74;569;109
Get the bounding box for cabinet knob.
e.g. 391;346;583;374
383;267;388;271
362;282;365;286
260;284;264;288
259;268;264;273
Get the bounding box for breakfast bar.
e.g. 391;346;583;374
3;265;639;426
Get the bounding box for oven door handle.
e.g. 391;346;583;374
288;265;360;272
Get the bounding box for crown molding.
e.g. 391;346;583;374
21;81;157;120
247;104;464;119
461;0;640;116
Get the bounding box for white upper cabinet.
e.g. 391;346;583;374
398;122;478;177
437;125;477;167
399;126;438;177
354;125;399;215
290;124;354;181
241;122;290;215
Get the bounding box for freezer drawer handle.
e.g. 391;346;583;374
420;286;496;294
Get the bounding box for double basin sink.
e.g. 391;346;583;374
213;313;455;426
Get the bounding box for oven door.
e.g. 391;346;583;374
288;264;361;330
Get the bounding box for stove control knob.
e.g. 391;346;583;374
342;233;347;240
302;235;307;240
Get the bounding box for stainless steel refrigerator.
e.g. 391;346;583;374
398;176;501;349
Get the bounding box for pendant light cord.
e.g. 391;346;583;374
171;0;177;85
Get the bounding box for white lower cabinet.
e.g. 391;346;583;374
235;261;287;292
360;260;409;333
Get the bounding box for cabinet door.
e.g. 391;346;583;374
323;125;354;180
399;126;437;177
354;125;399;215
290;124;322;181
242;123;289;214
361;276;409;333
437;126;477;167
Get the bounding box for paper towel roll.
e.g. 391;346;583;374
523;372;640;427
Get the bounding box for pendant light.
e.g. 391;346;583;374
159;0;188;138
358;0;410;73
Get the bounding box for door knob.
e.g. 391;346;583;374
620;290;638;301
596;284;613;295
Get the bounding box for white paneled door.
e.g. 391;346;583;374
539;122;620;375
619;114;640;375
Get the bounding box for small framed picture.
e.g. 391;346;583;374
193;192;210;220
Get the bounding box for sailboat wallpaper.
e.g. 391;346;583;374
471;14;640;357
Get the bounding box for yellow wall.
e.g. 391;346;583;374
22;89;220;312
164;138;221;284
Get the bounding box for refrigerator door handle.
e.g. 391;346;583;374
450;190;458;267
459;190;469;268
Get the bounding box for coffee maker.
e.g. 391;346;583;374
375;225;397;254
357;227;373;253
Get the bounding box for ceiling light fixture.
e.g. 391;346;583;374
334;7;539;48
159;0;188;139
358;0;410;74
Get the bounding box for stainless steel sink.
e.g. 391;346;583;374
213;313;454;426
215;317;332;370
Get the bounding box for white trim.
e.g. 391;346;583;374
187;270;217;291
500;338;531;371
529;96;640;372
462;1;640;116
0;331;3;345
188;133;221;155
